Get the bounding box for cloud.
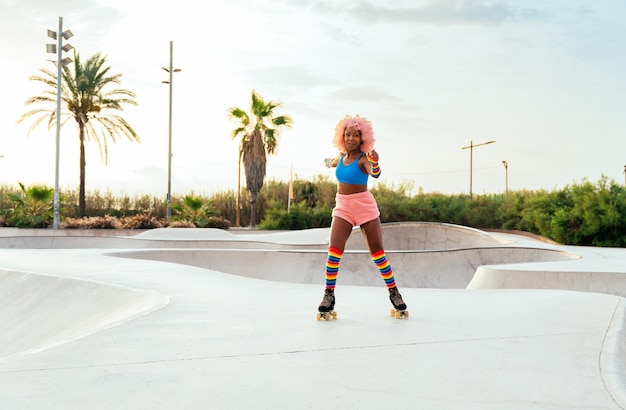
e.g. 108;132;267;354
241;65;336;90
303;0;545;26
328;85;401;101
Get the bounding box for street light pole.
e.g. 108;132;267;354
502;160;509;194
53;18;62;230
46;17;73;229
236;149;242;227
461;140;495;197
162;41;181;222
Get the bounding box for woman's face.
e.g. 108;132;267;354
343;126;362;151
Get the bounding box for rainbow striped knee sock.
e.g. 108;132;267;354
371;250;396;288
325;246;342;289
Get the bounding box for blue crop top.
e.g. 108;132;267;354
336;153;368;185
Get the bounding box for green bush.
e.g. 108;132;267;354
6;182;54;228
171;195;222;228
258;200;331;230
1;175;625;247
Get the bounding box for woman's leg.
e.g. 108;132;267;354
318;217;354;313
360;219;406;309
360;218;397;287
325;216;354;289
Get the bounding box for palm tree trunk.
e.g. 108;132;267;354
79;129;87;217
243;130;266;228
249;192;257;228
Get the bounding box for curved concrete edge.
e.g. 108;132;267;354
131;222;516;249
0;235;327;250
347;221;514;249
0;269;170;360
0;222;516;250
468;265;626;298
134;227;333;245
0;228;145;237
600;297;626;408
107;246;579;289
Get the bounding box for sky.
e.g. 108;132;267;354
1;0;625;200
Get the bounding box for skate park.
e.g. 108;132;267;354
1;222;626;409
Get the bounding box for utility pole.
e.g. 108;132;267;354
461;140;495;197
502;160;508;194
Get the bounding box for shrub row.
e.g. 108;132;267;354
1;175;625;247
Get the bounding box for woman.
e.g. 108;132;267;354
318;114;407;316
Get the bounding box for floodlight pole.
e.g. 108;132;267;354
46;17;73;229
53;18;64;229
461;140;495;197
162;41;181;222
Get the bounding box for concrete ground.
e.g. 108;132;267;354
1;222;625;409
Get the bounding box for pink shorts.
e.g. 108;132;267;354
332;191;380;226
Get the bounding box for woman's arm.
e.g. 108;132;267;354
366;150;381;178
323;153;342;168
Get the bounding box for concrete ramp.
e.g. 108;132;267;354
104;222;577;289
347;222;511;250
110;246;577;288
469;260;626;298
0;270;169;359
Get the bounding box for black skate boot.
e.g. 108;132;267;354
389;287;408;318
318;289;335;312
317;289;337;320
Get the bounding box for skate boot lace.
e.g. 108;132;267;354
322;290;335;306
389;288;406;309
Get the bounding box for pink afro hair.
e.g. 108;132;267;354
332;114;376;154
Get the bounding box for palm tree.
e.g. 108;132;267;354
228;90;292;227
17;52;139;217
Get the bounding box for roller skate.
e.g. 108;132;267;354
316;289;337;321
389;287;409;319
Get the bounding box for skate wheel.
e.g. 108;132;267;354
317;311;337;321
390;309;396;317
391;309;409;319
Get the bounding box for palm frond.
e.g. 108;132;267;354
230;126;247;140
273;115;292;127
